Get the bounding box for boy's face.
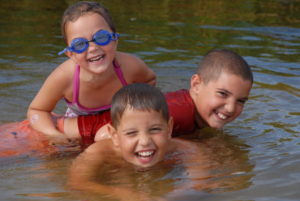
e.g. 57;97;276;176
190;71;252;129
65;13;117;74
109;108;173;168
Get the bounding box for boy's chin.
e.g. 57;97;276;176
197;115;227;129
207;121;226;130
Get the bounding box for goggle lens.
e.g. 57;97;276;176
71;38;89;53
93;31;111;46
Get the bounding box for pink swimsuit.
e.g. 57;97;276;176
64;60;128;117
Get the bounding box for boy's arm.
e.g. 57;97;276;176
94;124;111;141
53;111;112;146
69;112;112;145
169;139;213;193
170;138;244;194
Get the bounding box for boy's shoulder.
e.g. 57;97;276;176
84;139;115;155
165;90;197;135
168;138;201;158
77;139;123;166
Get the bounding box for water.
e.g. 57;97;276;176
0;0;299;200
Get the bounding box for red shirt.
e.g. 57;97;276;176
78;89;196;145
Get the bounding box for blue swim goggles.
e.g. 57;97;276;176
58;30;119;55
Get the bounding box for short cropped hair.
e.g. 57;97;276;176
61;1;116;43
197;49;253;84
111;83;169;128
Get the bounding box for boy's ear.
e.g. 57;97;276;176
167;117;174;139
190;74;202;93
107;124;120;147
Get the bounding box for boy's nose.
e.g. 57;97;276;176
139;133;152;146
225;101;236;114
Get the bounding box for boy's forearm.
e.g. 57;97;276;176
76;112;113;144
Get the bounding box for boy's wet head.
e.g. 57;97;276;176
109;83;172;168
111;83;169;128
197;49;253;84
61;1;116;43
190;49;253;129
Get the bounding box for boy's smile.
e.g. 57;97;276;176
110;108;173;168
190;71;252;129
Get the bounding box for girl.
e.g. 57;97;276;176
27;1;156;143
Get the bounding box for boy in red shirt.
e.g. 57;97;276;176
59;48;253;146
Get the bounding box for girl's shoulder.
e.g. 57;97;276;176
50;59;76;81
56;59;76;73
116;51;146;69
43;59;77;95
115;51;154;79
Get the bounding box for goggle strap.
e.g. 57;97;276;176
58;48;68;55
112;33;119;40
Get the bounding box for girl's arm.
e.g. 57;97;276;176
27;61;78;143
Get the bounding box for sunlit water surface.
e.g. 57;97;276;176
0;0;299;200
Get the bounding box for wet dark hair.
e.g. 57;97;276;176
197;49;253;84
61;1;116;43
111;83;169;127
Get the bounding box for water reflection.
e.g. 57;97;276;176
64;131;254;201
0;0;299;200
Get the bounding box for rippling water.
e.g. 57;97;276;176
0;0;299;200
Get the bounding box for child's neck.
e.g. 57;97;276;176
80;64;115;85
195;112;207;129
189;89;207;129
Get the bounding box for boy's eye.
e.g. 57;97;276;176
149;127;162;133
124;131;137;136
217;91;228;97
237;99;247;104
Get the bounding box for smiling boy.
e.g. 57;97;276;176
68;83;205;200
188;48;252;129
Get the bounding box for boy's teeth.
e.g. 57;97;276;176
217;112;227;120
137;151;154;157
